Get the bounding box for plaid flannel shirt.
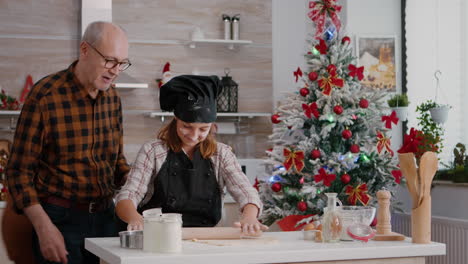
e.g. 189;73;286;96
115;139;262;214
6;61;130;211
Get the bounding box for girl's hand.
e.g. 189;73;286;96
127;215;144;231
234;203;268;236
234;218;268;236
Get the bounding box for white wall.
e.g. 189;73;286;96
406;0;462;163
272;0;308;109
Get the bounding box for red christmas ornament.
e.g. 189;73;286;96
297;201;307;212
299;88;310;97
342;36;351;44
371;216;378;227
359;98;369;108
342;129;352;139
327;64;337;73
271;182;282;192
308;71;318;81
271;114;281;124
341;174;351;184
311;149;321;160
333;105;343;115
350;144;360;153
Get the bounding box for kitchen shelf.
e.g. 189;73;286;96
145;111;270;122
187;39;253;50
0;110;21;116
0;110;20;132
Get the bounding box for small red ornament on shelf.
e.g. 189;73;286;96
271;114;281;124
342;129;352;139
333;105;343;115
308;71;318;81
342;36;351;44
341;174;351;184
359;98;369;109
350;144;360;153
271;182;282;192
311;149;321;160
299;88;310;97
297;201;307;212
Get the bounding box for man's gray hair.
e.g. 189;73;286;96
81;21;127;46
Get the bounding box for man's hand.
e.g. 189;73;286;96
24;204;68;263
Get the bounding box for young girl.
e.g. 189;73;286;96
115;75;267;235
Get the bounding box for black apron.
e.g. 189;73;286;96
138;149;222;227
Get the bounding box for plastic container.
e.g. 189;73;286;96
143;213;183;253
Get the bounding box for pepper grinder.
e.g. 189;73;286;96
373;190;405;241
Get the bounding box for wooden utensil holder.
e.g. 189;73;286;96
411;195;431;244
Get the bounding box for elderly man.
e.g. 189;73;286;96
6;21;130;264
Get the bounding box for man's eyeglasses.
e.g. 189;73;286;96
86;42;132;71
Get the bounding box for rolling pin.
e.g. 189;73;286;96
182;227;261;240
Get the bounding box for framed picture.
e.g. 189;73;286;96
357;36;397;91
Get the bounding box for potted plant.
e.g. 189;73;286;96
435;143;468;183
387;93;409;121
429;104;451;124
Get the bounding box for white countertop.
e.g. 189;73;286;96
85;231;445;264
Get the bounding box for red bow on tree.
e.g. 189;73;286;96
376;131;393;156
293;67;303;82
307;0;342;39
302;102;320;119
348;64;364;81
391;170;402;184
253;177;260;191
345;183;371;205
283;148;305;172
381;111;399;129
315;39;328;55
314;168;336;187
318;64;344;96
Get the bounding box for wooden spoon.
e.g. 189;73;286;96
417;152;438;207
398;153;419;209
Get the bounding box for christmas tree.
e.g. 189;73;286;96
258;0;402;228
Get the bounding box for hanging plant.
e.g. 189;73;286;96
415;100;445;154
387;93;409;121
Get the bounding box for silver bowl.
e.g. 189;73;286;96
119;230;143;249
